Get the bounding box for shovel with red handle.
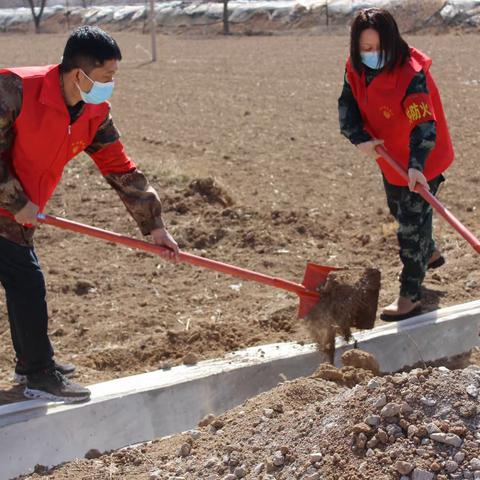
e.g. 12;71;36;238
376;145;480;254
37;213;340;319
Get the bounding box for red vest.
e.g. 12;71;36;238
0;64;135;220
346;47;454;186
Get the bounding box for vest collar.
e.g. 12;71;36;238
39;64;105;119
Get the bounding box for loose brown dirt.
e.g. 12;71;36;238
0;33;479;407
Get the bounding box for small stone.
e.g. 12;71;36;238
450;425;468;437
386;424;403;438
367;378;381;390
366;437;378;449
408;425;418;438
471;458;480;470
189;430;202;440
467;385;479;398
377;429;388;444
205;458;217;468
212;418;225;430
430;432;463;448
253;463;264;475
265;461;275;473
401;403;414;415
453;451;465;464
263;408;274;418
395;460;414;475
273;451;284;467
178;443;191;457
430;462;441;472
365;415;381;427
85;449;102;460
149;470;162;480
366;448;374;457
234;466;246;478
381;402;401;417
356;432;367;449
426;423;441;435
474;471;480;480
445;460;458;473
223;475;236;480
420;396;437;407
352;423;372;434
309;453;323;463
374;394;387;409
412;468;434;480
198;413;215;427
183;352;199;365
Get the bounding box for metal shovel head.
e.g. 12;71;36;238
297;263;340;319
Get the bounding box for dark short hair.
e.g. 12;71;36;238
60;26;122;73
350;8;410;73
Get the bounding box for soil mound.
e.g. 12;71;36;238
23;355;480;480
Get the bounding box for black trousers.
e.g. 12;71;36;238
0;235;54;373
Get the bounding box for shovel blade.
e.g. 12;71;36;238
302;262;340;291
297;263;340;319
298;293;319;319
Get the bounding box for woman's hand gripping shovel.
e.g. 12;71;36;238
376;146;480;254
37;213;342;319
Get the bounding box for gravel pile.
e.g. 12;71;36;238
22;348;480;480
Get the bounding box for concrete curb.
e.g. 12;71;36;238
1;300;479;479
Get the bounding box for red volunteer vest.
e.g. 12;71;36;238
346;47;454;186
0;64;135;220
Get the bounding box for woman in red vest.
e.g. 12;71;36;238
338;8;454;320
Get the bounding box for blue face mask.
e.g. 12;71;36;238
77;70;114;104
361;51;386;70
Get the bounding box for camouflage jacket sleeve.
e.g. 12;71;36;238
86;113;165;235
338;73;372;146
404;71;437;172
0;73;29;214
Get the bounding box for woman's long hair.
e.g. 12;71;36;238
350;8;410;73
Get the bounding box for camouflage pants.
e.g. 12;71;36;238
383;174;444;302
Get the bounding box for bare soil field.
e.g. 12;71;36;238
0;32;479;406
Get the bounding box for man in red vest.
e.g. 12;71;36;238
0;26;179;402
338;8;454;321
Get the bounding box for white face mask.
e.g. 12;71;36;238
76;69;114;104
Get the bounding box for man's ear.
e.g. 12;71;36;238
74;68;83;85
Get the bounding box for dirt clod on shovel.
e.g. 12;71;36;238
305;267;381;363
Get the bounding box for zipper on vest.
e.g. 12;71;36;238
68;125;72;135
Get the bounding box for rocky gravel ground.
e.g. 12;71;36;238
20;348;480;480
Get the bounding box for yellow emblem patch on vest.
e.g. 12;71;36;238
380;106;394;120
72;141;87;155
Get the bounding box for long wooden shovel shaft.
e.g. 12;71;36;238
377;146;480;253
37;214;320;298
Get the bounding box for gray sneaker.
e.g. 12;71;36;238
24;369;90;403
14;360;76;385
